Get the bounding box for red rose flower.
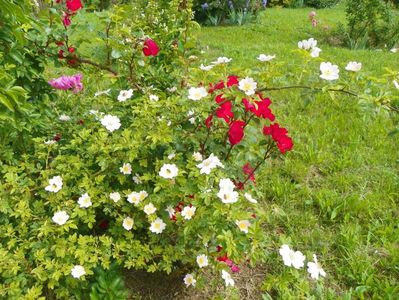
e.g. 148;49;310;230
58;50;65;59
68;47;75;53
62;14;71;27
243;162;255;183
143;38;160;56
231;265;240;273
216;101;234;123
66;0;83;12
228;120;246;145
263;123;293;154
205;114;213;128
242;97;275;121
215;94;225;104
227;75;239;87
53;133;61;141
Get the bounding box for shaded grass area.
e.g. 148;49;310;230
192;6;399;299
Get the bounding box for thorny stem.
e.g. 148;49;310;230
75;57;118;75
241;142;274;186
259;85;358;97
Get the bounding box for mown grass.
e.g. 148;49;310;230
194;6;399;299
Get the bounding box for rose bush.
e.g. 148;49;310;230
2;1;399;299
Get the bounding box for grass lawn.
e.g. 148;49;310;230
178;5;399;300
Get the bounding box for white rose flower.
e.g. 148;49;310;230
212;56;232;65
320;62;340;81
345;61;362;72
143;203;157;215
244;193;258;204
127;190;148;205
235;220;250;233
181;206;196;220
44;140;56;145
52;210;69;225
59;114;71;121
219;178;235;191
217;189;239;204
167;153;176;160
221;270;235;287
394;80;399;89
166;86;177;93
71;265;86;279
149;218;166;234
196;254;208;268
188;87;208;101
149;94;159;102
117;89;133;102
307;254;327;280
310;47;322;58
183;273;196;287
120;163;132;175
122;217;134;230
159;163;178;179
78;193;92;208
100;115;121;132
196;153;224;174
192;152;203;162
109;192;121;203
298;38;317;50
238;77;257;96
257;54;276;62
279;244;306;269
200;64;214;71
45;176;63;193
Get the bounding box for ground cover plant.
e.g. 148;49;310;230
1;1;399;299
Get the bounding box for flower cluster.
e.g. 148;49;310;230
279;244;326;280
298;38;321;58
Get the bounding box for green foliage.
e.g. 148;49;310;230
89;262;129;300
345;0;399;48
304;0;339;8
193;0;263;25
268;0;338;8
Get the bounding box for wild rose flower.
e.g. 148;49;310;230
200;64;214;71
149;94;159;102
48;74;83;93
205;114;213;128
217;188;239;204
243;162;256;183
45;176;63;193
66;0;83;11
127;191;148;205
238;77;257;96
183;274;196;287
100;115;121;132
310;47;321;58
197;153;224;174
188;87;208;101
109;192;121;202
298;38;317;50
181;206;196;220
320;62;339;80
393;80;399;89
159;163;178;179
279;244;305;269
71;265;85;279
78;193;92;208
345;61;362;72
122;217;134;230
192;152;203;162
244;193;258;203
150;218;166;234
52;211;69;225
257;54;276;62
196;254;209;268
165;206;175;218
143;38;160;56
219;178;235;191
228;120;246;145
143;203;157;215
133;174;142;184
221;270;235;286
120;163;132;175
242;97;275;121
307;254;327;280
227;75;239;87
212;57;232;65
117;89;133;102
235;220;250;233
